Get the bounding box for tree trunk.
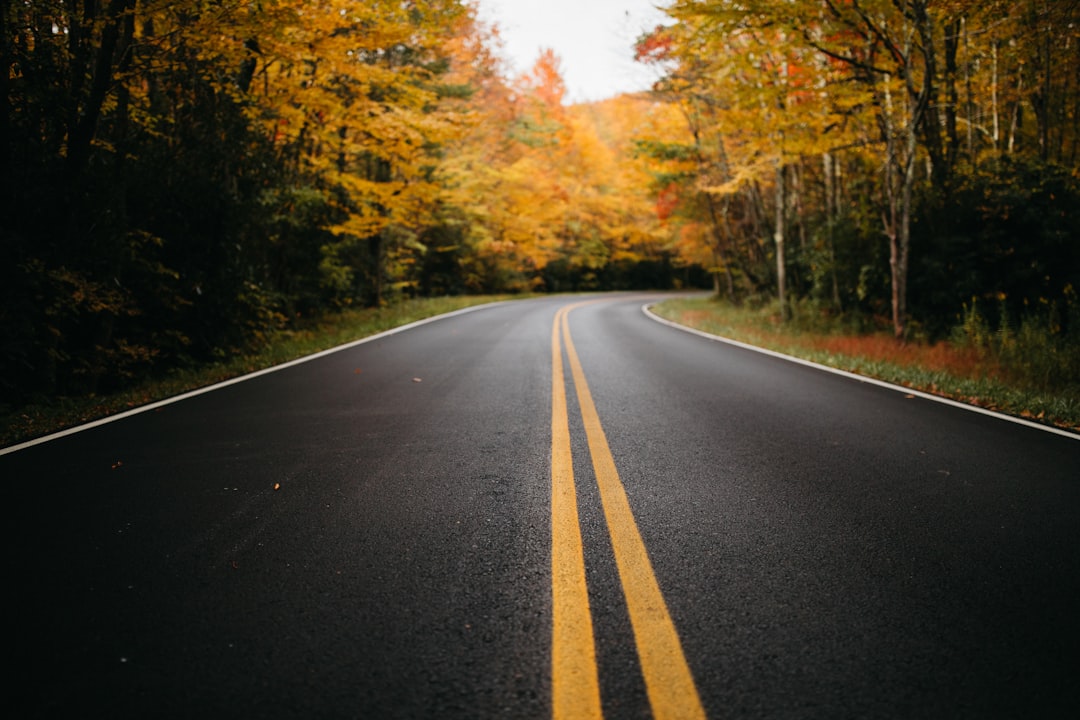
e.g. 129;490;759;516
879;75;913;342
773;162;787;321
896;121;916;342
961;18;974;162
882;119;902;341
911;1;946;189
704;195;736;303
66;0;134;178
991;41;1000;149
370;233;384;307
823;152;841;310
1008;71;1024;154
944;18;961;176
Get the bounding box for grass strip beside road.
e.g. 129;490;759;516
652;296;1080;434
1;295;522;450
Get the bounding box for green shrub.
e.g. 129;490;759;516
953;290;1080;396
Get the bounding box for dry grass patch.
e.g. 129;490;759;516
653;296;1079;434
800;334;1000;381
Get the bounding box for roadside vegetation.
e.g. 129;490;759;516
0;295;518;448
653;296;1080;433
4;2;1078;444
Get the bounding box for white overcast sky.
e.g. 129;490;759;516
473;0;672;103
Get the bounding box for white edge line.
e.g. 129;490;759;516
0;301;509;456
642;303;1079;441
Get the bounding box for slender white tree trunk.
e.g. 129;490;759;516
774;161;787;321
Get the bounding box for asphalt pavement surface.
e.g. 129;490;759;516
8;293;1080;718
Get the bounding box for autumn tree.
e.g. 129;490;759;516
654;0;1079;340
2;0;287;399
1;0;485;403
438;45;698;293
644;5;868;317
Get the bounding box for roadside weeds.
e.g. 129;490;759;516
0;295;520;450
651;297;1080;436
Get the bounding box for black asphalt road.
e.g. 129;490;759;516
8;294;1080;719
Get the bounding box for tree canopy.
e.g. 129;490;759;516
644;0;1079;337
3;0;1077;406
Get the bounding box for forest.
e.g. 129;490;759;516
2;0;1078;408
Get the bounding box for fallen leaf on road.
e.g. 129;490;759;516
412;377;422;383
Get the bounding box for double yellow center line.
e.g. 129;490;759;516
551;302;706;720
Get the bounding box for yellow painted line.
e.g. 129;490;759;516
559;306;707;720
550;304;603;720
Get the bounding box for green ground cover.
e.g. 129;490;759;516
1;295;519;449
652;296;1080;434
